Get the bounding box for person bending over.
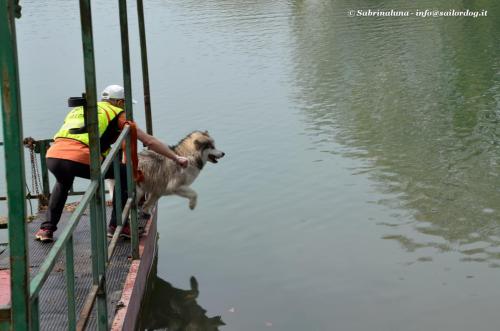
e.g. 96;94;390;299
35;84;188;243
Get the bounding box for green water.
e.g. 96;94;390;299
2;0;500;330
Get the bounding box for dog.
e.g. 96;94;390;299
106;131;224;212
136;130;224;213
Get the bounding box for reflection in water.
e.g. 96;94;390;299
139;259;224;331
290;0;500;265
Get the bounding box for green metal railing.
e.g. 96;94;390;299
0;0;154;329
0;1;30;331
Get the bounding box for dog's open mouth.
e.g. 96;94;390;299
208;154;220;163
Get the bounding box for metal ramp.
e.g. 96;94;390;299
0;206;147;330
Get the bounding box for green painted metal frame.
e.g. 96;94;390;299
137;0;153;135
65;236;76;331
77;0;109;329
0;1;30;330
0;311;10;331
26;129;135;329
1;0;155;328
36;140;51;200
118;0;140;260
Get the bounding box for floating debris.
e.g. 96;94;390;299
0;215;34;228
417;256;433;262
38;202;81;213
64;202;80;212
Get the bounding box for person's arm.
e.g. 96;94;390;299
136;127;188;168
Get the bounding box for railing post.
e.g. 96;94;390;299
0;0;30;329
66;236;76;331
118;0;140;259
137;0;153;135
0;317;10;331
30;297;39;331
113;157;123;226
38;140;51;204
78;0;108;329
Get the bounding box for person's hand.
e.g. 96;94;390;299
175;156;189;168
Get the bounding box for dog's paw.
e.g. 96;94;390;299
141;196;157;215
189;197;197;210
141;205;153;215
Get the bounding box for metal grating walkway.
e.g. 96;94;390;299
0;205;146;330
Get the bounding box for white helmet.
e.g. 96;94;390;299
101;85;137;103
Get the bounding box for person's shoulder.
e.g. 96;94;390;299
97;101;109;107
117;112;129;129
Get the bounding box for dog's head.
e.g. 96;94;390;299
189;131;225;164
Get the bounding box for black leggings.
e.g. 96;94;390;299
41;158;127;231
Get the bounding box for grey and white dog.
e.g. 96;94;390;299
136;130;225;213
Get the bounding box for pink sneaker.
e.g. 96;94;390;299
107;225;117;238
107;224;132;239
120;224;131;239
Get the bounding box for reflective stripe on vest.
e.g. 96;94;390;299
54;102;123;146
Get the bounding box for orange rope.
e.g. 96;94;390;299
121;121;144;183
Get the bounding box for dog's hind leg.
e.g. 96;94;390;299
136;186;145;206
174;186;198;210
142;194;160;214
136;186;150;218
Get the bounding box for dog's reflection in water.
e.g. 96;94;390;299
140;276;225;331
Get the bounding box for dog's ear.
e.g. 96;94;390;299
190;276;199;292
194;139;202;150
203;130;209;136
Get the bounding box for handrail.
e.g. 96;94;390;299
29;180;99;299
2;125;140;326
108;196;133;260
28;125;140;328
137;0;153;135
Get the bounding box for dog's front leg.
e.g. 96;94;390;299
174;186;198;210
105;179;115;207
